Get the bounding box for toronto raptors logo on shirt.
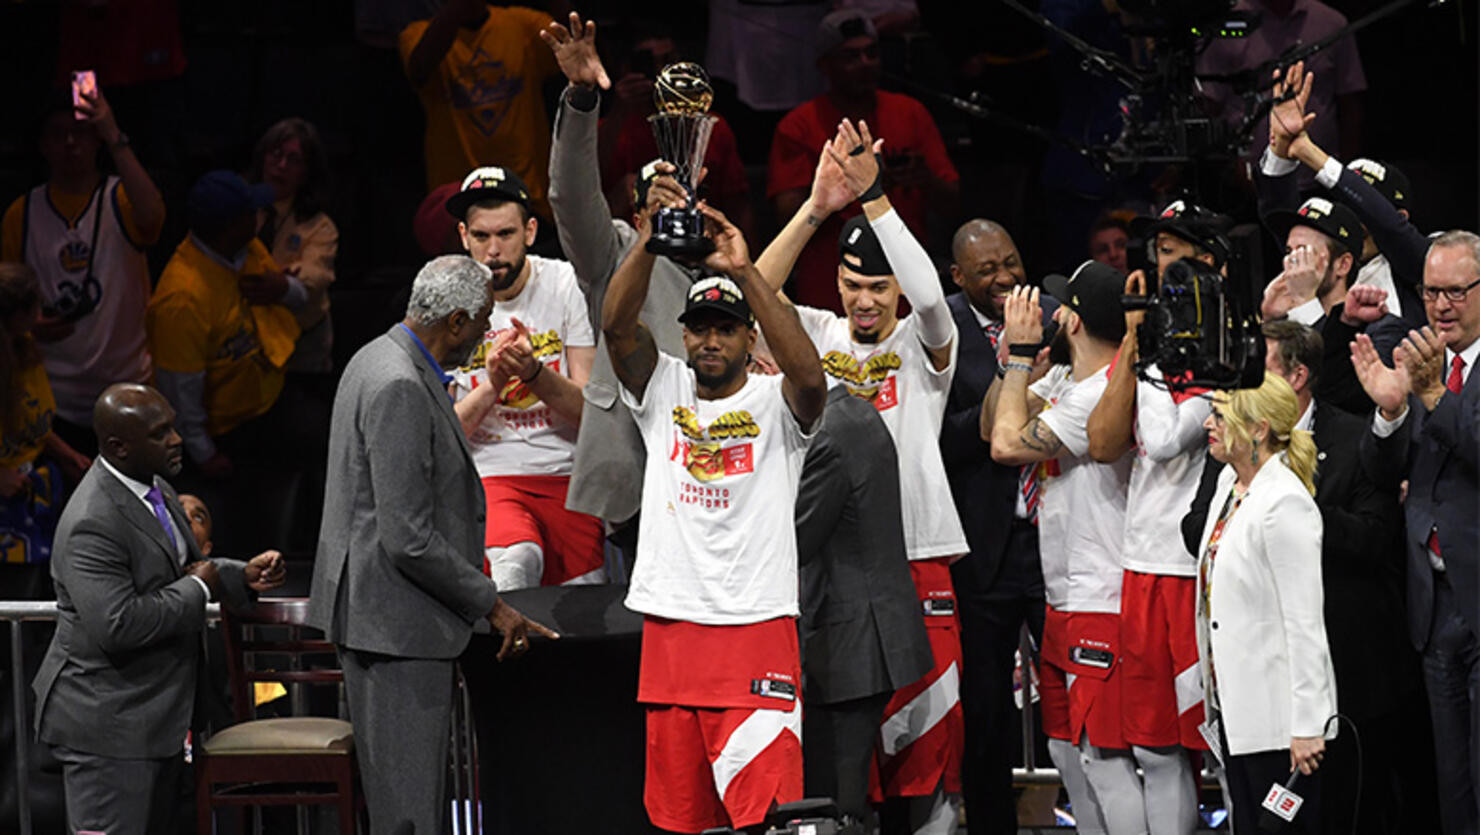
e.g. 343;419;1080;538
669;407;759;483
819;350;902;410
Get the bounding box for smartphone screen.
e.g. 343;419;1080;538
71;70;97;120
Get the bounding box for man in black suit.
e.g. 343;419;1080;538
1354;231;1480;835
1183;321;1418;833
940;219;1055;833
796;385;933;831
32;384;284;835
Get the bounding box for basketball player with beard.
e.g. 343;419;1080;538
444;166;606;591
603;192;825;833
754;119;967;834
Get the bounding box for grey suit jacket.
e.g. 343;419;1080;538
33;464;250;759
308;325;498;659
548;85;693;523
796;387;933;704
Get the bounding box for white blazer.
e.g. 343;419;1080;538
1196;455;1338;757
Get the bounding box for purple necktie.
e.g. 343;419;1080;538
144;486;176;547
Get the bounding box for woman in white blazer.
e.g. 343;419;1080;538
1197;374;1336;833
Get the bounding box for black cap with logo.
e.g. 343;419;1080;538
1347;158;1411;212
837;215;892;276
1042;260;1127;344
1263;196;1362;257
1130;199;1232;266
445;166;531;219
678;276;754;326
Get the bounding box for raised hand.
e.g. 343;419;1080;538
1268;60;1316;157
809;138;855;217
539;12;611;90
1351;333;1410;418
1124;270;1149;331
1339;284;1389;326
1261;274;1295;320
495;319;539;382
1281;245;1323;303
698;202;751;276
1002;286;1043;349
75;87;123;145
823;119;884;200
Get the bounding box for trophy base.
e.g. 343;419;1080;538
645;206;714;260
645;233;715;259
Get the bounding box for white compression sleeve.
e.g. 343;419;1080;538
867;207;955;350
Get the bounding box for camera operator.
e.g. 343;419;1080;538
1085;246;1219;833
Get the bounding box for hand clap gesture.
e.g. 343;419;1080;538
823;119;885;201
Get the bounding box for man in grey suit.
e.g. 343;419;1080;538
308;255;555;834
796;385;932;830
33;383;284;835
541;13;695;542
1354;230;1480;835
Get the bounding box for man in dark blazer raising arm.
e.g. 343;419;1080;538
33;383;284;835
308;255;555;834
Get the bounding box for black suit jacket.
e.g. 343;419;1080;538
1182;403;1409;719
796;387;933;705
940;291;1058;591
1362;369;1480;650
1254;159;1426;326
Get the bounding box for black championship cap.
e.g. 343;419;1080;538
838;215;892;276
1263;196;1362;257
1130;199;1231;266
1043;260;1127;343
678;276;754;326
1347;158;1411;212
445;166;531;219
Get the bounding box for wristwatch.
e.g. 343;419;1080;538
107;131;131;151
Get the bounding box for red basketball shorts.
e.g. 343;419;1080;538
481;474;605;586
1118;570;1207;749
1039;605;1127;750
872;557;964;800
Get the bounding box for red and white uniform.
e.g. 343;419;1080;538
622;353;813;833
795;306;967;799
1120;365;1213;749
1029;365;1132;749
450;254;604;587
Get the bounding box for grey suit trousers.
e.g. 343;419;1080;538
341;649;456;835
54;744;185;835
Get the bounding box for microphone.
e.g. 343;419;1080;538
1258;768;1309;832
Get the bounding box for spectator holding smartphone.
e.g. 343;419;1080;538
1;86;165;457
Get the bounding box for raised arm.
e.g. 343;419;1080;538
80;88;164;240
827;119;954;369
404;0;489;87
990;287;1061;465
1087;271;1147;461
754;133;856;297
700;203;826;429
600;212;660;400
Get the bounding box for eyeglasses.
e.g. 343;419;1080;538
1422;277;1480;303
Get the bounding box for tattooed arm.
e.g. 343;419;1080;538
989;366;1063;465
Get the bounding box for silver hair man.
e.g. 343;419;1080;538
406;254;492;326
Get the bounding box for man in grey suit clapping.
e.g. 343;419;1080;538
308;254;556;834
33;383;284;835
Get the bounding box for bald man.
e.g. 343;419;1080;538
32;383;283;835
940;220;1059;835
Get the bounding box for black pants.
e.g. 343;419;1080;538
951;521;1045;835
1221;728;1323;834
802;692;892;826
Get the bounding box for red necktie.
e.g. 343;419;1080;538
1427;355;1465;559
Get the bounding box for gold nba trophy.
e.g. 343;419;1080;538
646;62;718;258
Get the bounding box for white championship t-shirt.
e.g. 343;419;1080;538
1123;365;1213;576
621;353;813;625
1031;364;1131;614
794;307;969;561
451;255;595;478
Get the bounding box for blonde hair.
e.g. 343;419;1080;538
1214;374;1317;495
